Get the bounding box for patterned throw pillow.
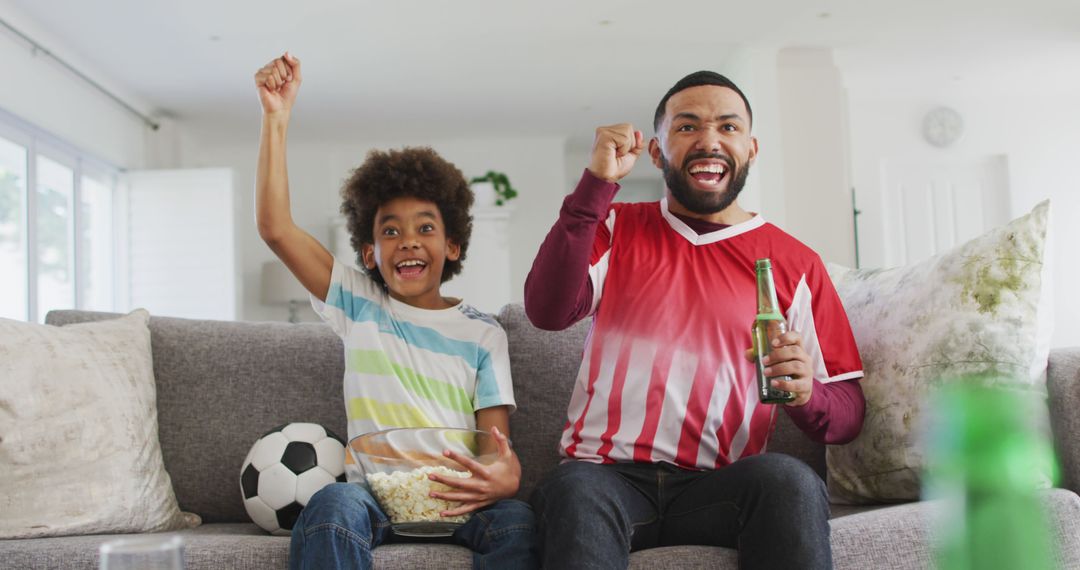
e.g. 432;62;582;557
0;310;198;537
826;201;1052;504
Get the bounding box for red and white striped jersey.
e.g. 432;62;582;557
560;198;863;469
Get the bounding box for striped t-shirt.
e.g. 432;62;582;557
312;258;515;480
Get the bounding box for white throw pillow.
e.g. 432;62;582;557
826;200;1053;504
0;309;196;538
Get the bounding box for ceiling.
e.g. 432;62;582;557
6;0;1080;142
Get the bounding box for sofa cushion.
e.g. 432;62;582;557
44;312;349;524
825;200;1053;503
768;411;827;480
627;546;737;569
829;500;934;569
1047;348;1080;495
828;488;1080;570
496;303;592;500
0;524;287;570
0;310;193;538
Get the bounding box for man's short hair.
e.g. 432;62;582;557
653;71;753;131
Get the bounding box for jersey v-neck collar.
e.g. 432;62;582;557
659;197;766;246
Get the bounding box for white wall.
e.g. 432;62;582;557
847;91;1080;348
723;47;786;228
775;48;856;266
0;1;151;168
177;128;568;322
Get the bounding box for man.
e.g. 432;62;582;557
524;71;865;569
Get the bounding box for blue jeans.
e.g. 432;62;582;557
530;453;832;570
289;483;538;570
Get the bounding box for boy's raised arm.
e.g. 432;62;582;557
254;53;334;301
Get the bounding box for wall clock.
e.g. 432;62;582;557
922;106;964;148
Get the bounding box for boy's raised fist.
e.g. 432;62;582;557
255;52;302;115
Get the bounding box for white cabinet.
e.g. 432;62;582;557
440;207;513;314
330;205;513;315
126;168;236;320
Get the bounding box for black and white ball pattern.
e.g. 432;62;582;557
240;422;347;535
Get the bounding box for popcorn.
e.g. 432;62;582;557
366;465;472;524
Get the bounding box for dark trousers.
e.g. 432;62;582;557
530;453;832;570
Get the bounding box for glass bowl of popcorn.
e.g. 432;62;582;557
347;427;500;537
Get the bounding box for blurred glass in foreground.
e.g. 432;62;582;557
925;379;1060;570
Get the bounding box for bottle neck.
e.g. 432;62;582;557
756;266;783;320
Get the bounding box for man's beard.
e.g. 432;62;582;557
660;151;749;215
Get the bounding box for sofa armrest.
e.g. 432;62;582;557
1048;348;1080;494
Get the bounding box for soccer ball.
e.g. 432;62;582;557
240;422;347;535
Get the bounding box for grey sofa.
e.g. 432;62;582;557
3;304;1080;569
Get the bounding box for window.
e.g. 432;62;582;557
0;110;120;322
35;154;75;317
80;168;116;312
0;135;27;320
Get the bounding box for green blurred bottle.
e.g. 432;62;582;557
751;258;795;404
928;382;1060;570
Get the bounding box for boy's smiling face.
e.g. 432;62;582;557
361;196;461;310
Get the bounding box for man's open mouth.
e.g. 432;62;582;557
687;160;729;188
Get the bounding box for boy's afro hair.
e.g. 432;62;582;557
340;147;474;287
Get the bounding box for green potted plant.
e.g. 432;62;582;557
469;171;518;206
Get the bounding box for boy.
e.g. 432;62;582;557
254;53;537;570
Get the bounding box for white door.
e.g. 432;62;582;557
123;168;236;320
875;155;1010;267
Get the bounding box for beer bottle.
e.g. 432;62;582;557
752;258;796;404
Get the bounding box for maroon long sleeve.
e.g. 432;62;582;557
783;378;864;444
524;169;864;444
523;170;616;330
